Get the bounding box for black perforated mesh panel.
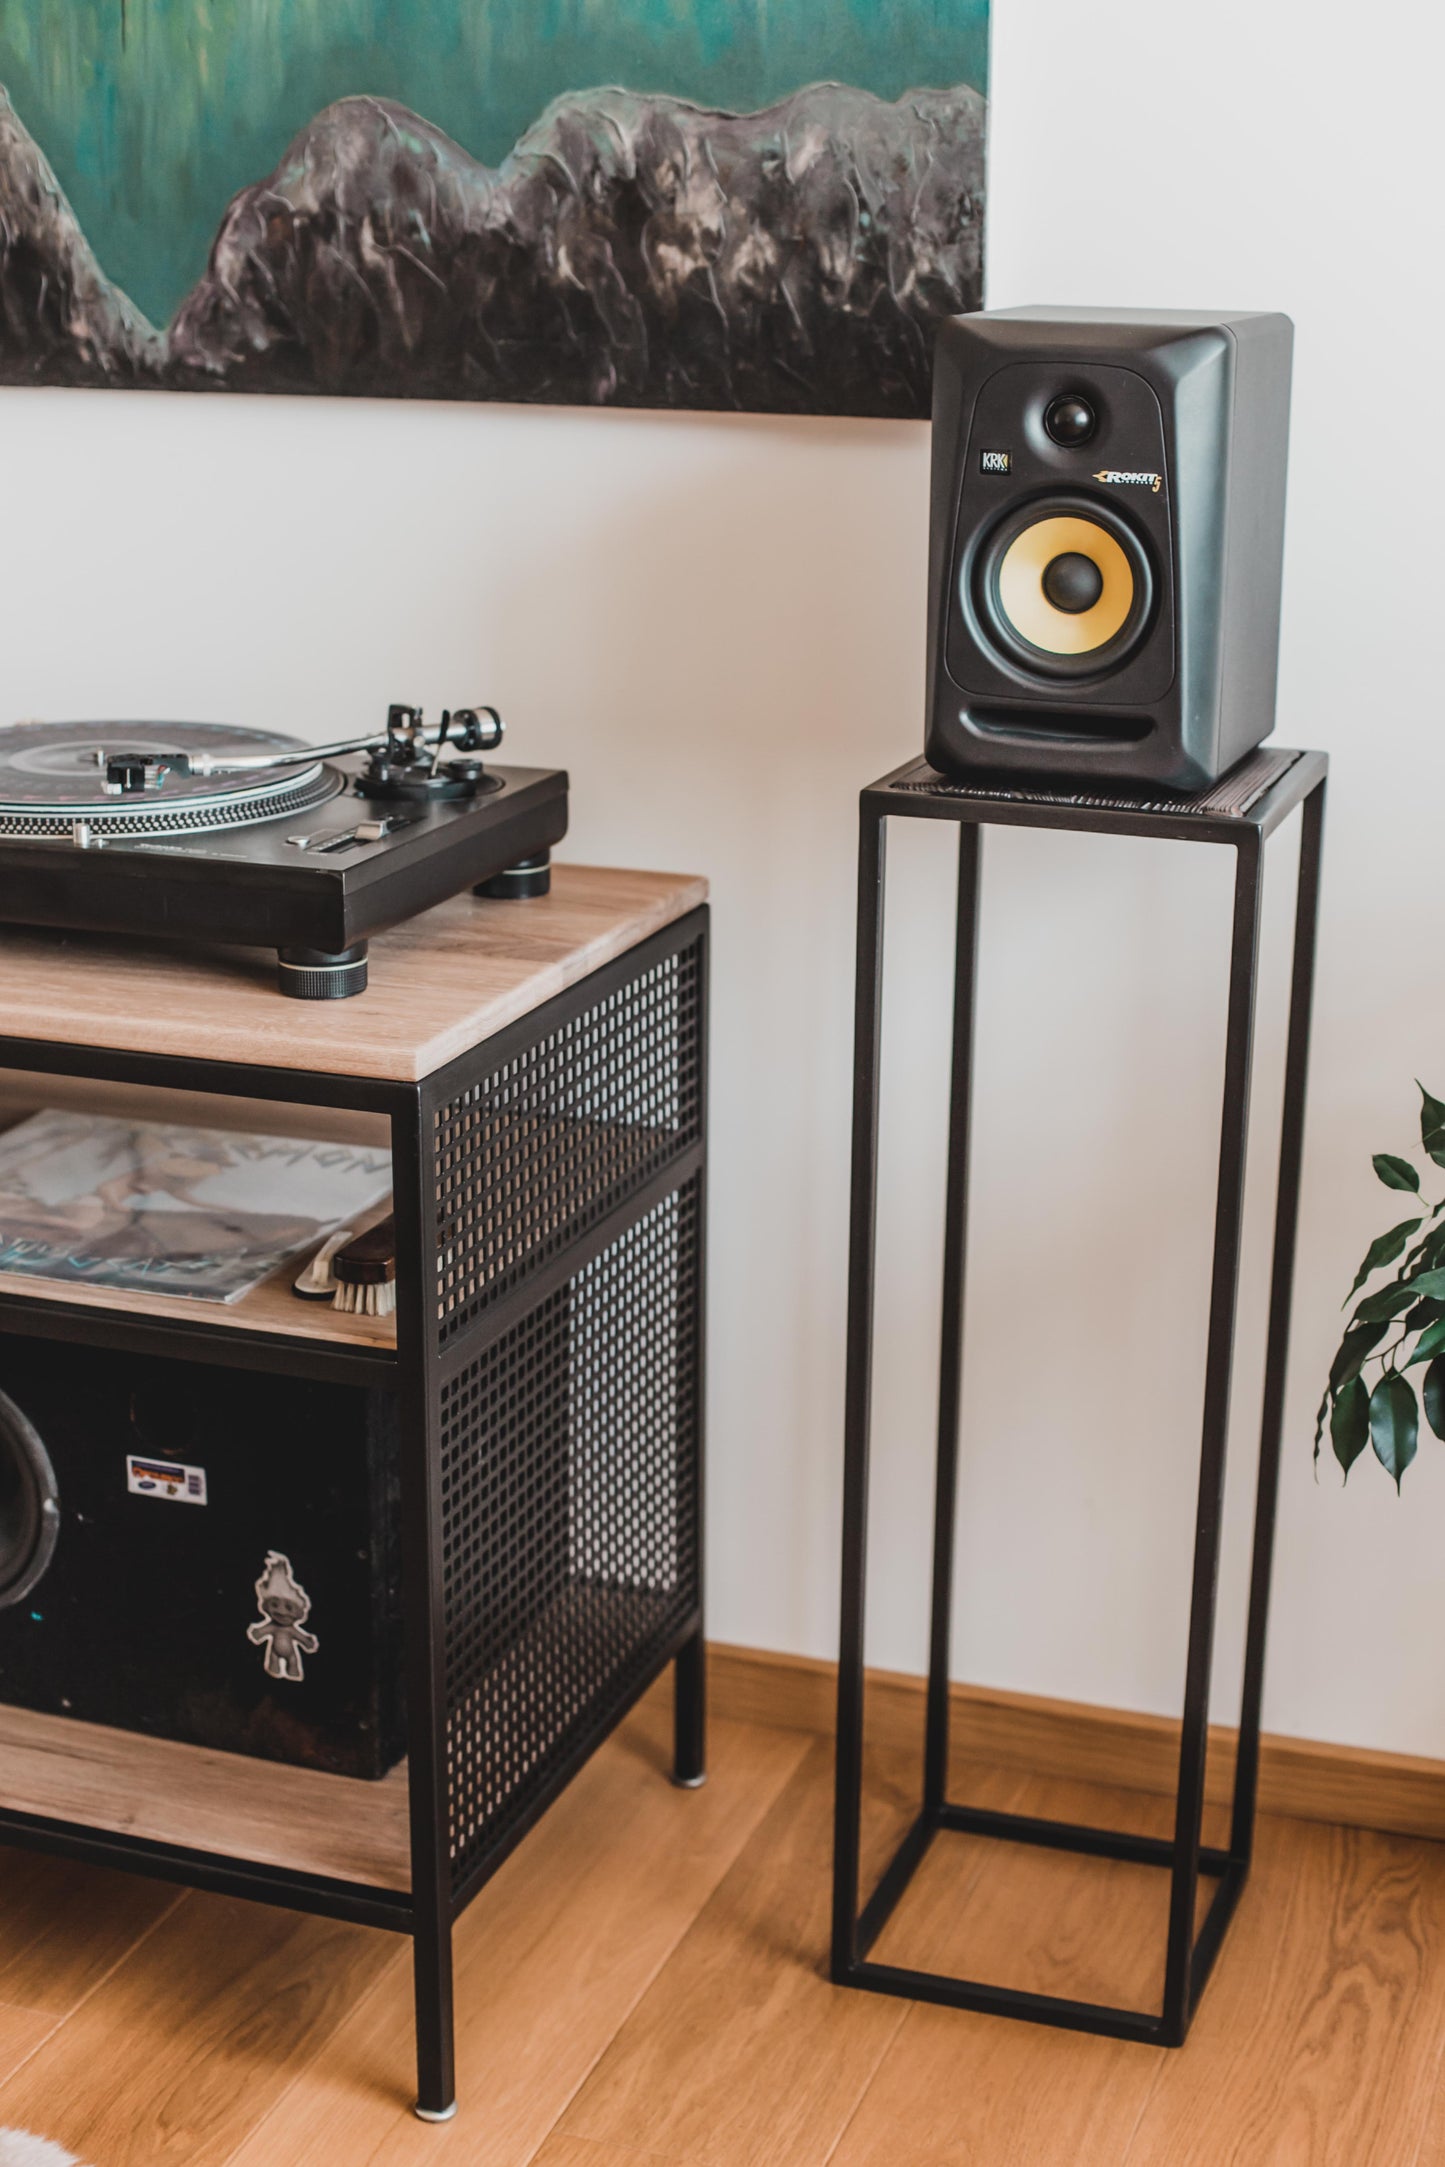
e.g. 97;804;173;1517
439;1179;701;1892
434;936;703;1347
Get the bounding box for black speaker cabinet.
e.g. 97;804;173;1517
926;307;1294;792
0;1341;407;1779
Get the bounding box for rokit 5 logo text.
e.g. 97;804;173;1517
1094;468;1163;493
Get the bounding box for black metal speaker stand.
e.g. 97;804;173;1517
831;747;1326;2047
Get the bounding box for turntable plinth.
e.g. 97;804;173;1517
0;721;571;998
0;862;706;1080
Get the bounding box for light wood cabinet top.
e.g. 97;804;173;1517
0;863;707;1083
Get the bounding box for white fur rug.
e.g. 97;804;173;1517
0;2133;84;2167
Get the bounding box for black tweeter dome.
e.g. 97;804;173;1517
1044;393;1096;446
926;307;1294;791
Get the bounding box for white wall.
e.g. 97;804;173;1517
1;0;1440;1754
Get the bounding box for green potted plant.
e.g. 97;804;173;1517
1318;1084;1445;1486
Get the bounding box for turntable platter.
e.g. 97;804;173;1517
0;722;342;839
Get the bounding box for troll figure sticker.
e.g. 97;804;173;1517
247;1550;319;1683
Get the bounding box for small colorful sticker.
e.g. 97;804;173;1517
126;1454;207;1505
246;1551;318;1684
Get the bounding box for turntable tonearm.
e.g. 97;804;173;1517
0;704;568;998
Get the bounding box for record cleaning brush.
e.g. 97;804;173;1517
293;1224;353;1301
331;1212;397;1317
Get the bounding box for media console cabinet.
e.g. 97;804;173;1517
0;862;709;2122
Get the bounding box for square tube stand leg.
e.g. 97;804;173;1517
832;780;1326;2044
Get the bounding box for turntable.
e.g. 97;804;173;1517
0;704;567;998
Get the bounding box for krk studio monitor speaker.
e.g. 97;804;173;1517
926;307;1293;792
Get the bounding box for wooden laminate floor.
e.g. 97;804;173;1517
3;1683;1445;2166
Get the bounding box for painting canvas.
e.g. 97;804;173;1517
0;1;987;415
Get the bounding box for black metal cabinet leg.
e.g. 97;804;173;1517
673;1628;707;1787
1163;836;1264;2041
1231;781;1327;1865
832;805;888;1980
391;1091;459;2121
924;826;983;1818
412;1911;458;2123
675;932;709;1794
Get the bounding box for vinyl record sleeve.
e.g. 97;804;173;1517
0;1110;391;1302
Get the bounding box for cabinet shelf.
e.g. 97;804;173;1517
0;1231;397;1384
0;1702;410;1892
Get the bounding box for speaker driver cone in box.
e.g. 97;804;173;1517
973;495;1154;681
0;1386;59;1610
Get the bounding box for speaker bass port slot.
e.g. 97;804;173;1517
969;493;1155;682
965;706;1155;746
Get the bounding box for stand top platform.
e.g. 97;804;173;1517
865;745;1326;844
0;863;707;1086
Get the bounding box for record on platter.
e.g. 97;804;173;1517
0;722;342;839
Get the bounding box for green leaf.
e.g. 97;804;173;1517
1425;1357;1445;1442
1421;1083;1445;1168
1355;1281;1425;1325
1407;1268;1445;1302
1407;1318;1445;1367
1329;1319;1389;1389
1374;1152;1421;1193
1331;1376;1370;1477
1370;1373;1419;1488
1404;1299;1445;1332
1345;1219;1423;1301
1404;1223;1445;1276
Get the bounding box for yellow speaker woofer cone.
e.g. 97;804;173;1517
972;495;1154;682
997;516;1134;655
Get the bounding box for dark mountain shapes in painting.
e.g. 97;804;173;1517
0;88;158;386
0;81;985;416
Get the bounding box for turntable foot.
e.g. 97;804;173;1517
277;943;369;1000
475;850;551;901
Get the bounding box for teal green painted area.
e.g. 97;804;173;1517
0;0;989;328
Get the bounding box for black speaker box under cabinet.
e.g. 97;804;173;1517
0;1342;406;1779
926;306;1294;792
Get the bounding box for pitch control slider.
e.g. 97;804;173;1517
286;812;423;853
97;703;503;796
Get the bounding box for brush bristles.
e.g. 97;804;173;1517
333;1278;398;1317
